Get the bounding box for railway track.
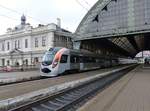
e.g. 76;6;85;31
9;65;136;111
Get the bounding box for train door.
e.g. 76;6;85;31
70;55;80;71
59;54;69;74
79;56;84;70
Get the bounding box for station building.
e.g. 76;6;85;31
0;15;73;66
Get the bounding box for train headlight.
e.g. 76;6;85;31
52;60;58;68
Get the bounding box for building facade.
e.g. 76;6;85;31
0;15;73;66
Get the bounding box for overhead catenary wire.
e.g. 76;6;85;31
82;0;91;7
0;4;46;24
0;14;18;21
75;0;89;11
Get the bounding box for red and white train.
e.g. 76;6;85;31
40;47;137;77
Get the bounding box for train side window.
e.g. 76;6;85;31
96;58;100;63
60;55;68;63
83;56;88;63
93;57;96;62
89;57;93;63
76;56;79;63
70;55;75;63
70;55;79;63
79;56;83;62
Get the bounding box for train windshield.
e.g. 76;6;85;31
42;47;62;65
42;52;54;65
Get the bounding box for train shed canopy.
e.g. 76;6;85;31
75;0;150;57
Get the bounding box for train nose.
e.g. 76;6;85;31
41;68;51;73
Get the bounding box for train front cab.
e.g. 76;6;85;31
41;47;70;77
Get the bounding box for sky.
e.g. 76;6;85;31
136;51;150;58
0;0;98;34
0;0;150;57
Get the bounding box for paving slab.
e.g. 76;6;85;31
78;65;150;111
0;70;41;84
0;70;40;80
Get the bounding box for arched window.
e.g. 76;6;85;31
34;57;39;64
25;59;28;65
7;60;10;66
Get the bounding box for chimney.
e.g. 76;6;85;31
57;18;61;28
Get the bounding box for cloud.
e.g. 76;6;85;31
0;0;98;34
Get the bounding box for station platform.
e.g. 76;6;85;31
0;66;126;84
0;65;127;100
78;65;150;111
0;70;40;84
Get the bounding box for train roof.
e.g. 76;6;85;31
48;47;63;51
47;47;118;59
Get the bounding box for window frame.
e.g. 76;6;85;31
70;55;79;63
60;55;68;63
42;36;46;47
35;38;38;48
15;40;17;49
7;42;10;50
2;42;5;51
25;39;28;48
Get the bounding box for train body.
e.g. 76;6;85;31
40;47;136;77
118;58;138;64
